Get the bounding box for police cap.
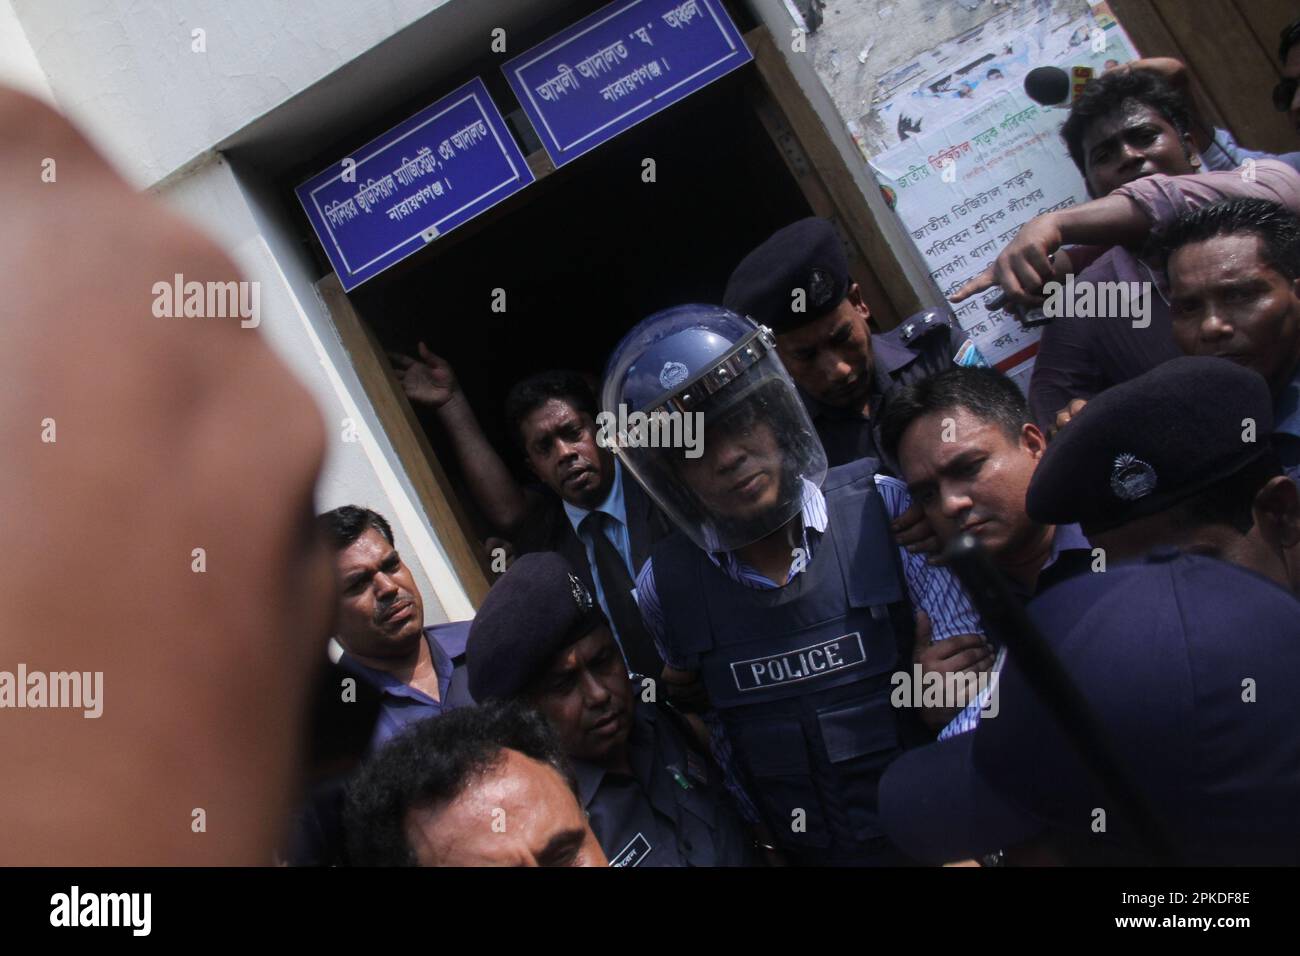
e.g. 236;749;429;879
723;217;850;333
1026;357;1276;534
467;552;608;702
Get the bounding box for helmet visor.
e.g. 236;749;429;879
607;349;827;552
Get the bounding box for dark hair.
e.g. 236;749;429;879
1060;69;1191;177
503;370;599;453
316;505;394;551
879;367;1032;463
1281;16;1300;63
1158;198;1300;282
343;701;576;866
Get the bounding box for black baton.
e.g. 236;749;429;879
943;532;1180;864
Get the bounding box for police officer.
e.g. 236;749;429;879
724;217;965;468
878;550;1300;865
465;551;760;867
604;304;987;865
1025;356;1300;593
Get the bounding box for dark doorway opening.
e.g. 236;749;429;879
349;69;811;536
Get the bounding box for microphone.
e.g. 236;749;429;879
1023;65;1094;106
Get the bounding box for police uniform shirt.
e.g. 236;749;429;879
574;699;759;867
1005;522;1093;604
802;318;955;467
1272;362;1300;481
332;628;455;751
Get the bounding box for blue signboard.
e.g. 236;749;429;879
503;0;752;168
296;77;534;291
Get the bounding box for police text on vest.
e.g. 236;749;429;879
731;633;866;691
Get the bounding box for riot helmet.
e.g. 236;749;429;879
600;304;827;552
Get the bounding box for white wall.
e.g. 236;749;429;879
9;0;454;187
0;0;55;103
158;155;471;623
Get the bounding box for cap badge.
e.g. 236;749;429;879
659;361;689;389
1109;453;1157;502
808;268;834;308
568;572;593;611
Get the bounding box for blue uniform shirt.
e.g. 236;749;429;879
574;699;759;867
1202;126;1300;175
335;627;455;750
800;319;957;468
1272;364;1300;481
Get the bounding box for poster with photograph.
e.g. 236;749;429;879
864;3;1137;388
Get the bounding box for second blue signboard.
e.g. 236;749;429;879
503;0;753;168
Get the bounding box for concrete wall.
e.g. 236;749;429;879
8;0;454;187
0;0;54;103
159;155;469;622
775;0;1091;144
745;0;941;305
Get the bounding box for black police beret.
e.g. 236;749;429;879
467;552;608;702
1026;357;1276;533
723;217;849;333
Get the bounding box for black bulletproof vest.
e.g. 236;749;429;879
652;458;924;865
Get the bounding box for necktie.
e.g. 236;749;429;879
582;511;663;679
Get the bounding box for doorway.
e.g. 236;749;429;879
307;24;905;605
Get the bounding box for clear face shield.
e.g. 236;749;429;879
601;307;828;552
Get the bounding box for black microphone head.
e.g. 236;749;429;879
1024;65;1071;106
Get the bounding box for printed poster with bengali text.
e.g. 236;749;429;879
867;9;1136;389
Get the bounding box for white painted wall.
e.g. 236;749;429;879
9;0;454;187
158;156;471;623
0;0;55;103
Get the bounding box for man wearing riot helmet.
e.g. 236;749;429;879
603;305;990;866
723;217;972;556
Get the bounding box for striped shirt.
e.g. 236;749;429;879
939;646;1006;740
634;474;983;819
937;522;1092;740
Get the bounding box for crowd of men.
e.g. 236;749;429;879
9;23;1300;870
303;37;1300;868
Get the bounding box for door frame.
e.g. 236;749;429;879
314;24;917;606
